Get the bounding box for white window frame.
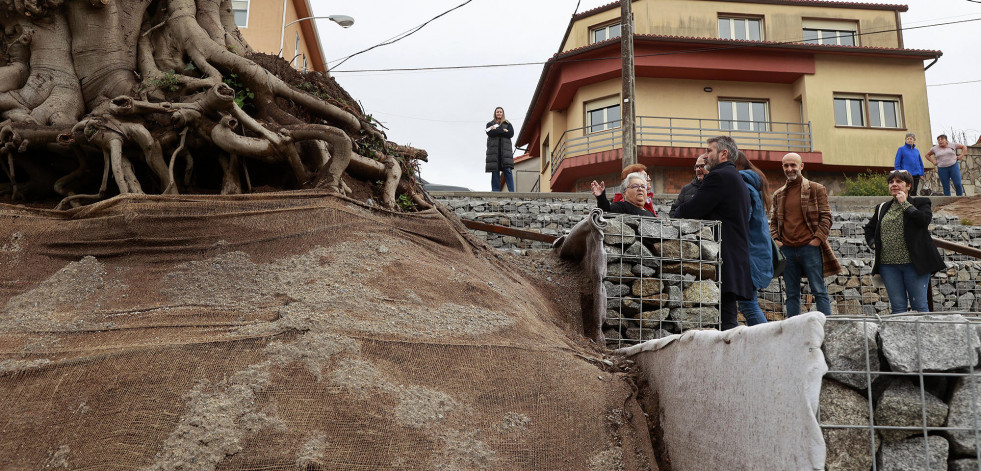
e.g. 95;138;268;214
718;16;763;41
719;99;769;132
302;55;308;72
803;28;856;46
585;96;621;134
292;33;301;66
232;0;249;28
589;22;622;44
802;19;858;46
834;94;903;129
868;97;902;129
834;96;865;127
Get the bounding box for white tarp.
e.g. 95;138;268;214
617;312;828;470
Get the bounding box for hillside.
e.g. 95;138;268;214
0;192;657;470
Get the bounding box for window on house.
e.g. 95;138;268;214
541;135;550;174
302;56;308;72
232;0;249;27
803;28;856;46
590;23;621;44
833;94;902;128
718;17;763;40
293;33;300;66
802;19;858;46
869;98;901;128
833;96;865;127
719;99;769;131
585;97;621;134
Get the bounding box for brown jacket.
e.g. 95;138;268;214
769;177;841;277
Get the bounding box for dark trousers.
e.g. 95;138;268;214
910;175;920;196
721;292;739;330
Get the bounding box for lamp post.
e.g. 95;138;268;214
278;14;354;67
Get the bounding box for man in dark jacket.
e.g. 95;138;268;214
669;154;707;217
675;136;753;330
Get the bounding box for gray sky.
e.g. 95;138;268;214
311;0;981;191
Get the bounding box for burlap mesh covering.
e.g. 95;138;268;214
0;191;655;470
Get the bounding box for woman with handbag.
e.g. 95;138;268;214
863;170;945;313
733;152;772;325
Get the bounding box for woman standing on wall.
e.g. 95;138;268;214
485;107;515;192
863;170;945;313
894;133;925;196
732;151;772;326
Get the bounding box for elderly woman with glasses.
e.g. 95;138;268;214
864;169;945;313
590;172;656;216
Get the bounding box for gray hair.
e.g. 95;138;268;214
905;132;916;140
621;172;648;192
708;135;738;161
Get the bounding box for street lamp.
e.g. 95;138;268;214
279;15;355;60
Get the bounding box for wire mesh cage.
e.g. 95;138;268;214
601;215;722;349
820;313;981;470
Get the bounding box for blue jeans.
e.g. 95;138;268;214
491;168;514;192
879;263;931;313
738;295;769;326
937;164;964;196
781;244;831;317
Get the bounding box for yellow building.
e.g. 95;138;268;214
516;0;941;194
233;0;327;72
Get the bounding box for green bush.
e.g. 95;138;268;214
841;171;890;196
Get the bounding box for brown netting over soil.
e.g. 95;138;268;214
0;192;656;470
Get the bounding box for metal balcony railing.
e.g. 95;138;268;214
550;117;813;175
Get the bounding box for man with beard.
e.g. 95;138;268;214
669;154;708;218
769;153;841;317
674;137;752;330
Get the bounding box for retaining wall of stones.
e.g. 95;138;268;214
820;314;981;470
435;193;981;318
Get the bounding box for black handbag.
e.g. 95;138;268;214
771;238;786;279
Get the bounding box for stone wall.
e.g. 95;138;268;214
821;314;981;470
920;144;981;197
435;192;981;319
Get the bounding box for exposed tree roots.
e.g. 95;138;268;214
0;0;429;210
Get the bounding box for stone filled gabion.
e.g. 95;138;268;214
441;196;981;320
599;215;722;349
820;315;981;468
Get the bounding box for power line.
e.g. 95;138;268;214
330;15;981;74
928;78;981;87
327;0;475;72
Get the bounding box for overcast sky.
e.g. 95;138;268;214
311;0;981;191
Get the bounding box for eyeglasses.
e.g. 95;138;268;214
892;169;910;174
627;184;648;191
695;164;706;169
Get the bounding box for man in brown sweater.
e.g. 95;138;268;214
769;153;841;317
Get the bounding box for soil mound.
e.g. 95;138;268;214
0;192;655;470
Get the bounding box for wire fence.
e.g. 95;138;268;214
601;215;722;349
820;313;981;470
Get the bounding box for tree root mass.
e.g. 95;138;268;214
0;0;428;210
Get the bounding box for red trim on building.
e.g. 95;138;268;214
548;146;823;191
517;35;939;147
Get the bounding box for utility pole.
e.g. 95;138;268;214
620;0;637;169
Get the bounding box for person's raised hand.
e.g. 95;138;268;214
894;189;908;204
590;180;605;197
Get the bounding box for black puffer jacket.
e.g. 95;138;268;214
485;120;514;172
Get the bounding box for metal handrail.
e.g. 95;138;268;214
550;116;813;175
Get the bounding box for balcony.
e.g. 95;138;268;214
550;116;813;176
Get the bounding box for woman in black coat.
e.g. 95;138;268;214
485;107;515;192
864;170;945;313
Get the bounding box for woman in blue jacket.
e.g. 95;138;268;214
733;152;772;326
894;133;925;196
